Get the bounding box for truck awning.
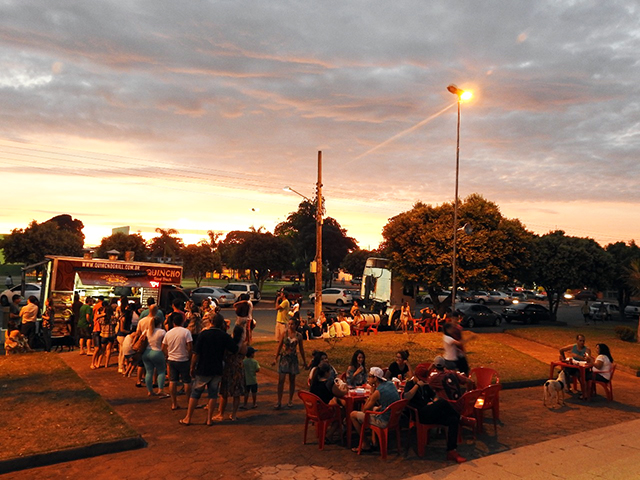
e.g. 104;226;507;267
76;271;155;288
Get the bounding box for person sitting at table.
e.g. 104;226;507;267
346;349;367;387
308;350;337;385
310;362;348;410
559;334;591;392
404;364;467;463
584;343;614;383
427;356;475;402
350;367;400;453
387;349;412;380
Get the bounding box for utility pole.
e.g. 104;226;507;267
314;151;323;321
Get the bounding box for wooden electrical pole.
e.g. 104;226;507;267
314;151;323;321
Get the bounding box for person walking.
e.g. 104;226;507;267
272;318;306;409
581;300;591;325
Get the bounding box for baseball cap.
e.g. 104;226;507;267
369;367;387;381
433;356;446;369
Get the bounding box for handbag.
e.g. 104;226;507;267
132;332;148;353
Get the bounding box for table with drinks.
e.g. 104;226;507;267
549;357;591;400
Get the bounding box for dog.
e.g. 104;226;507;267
544;370;568;407
51;335;75;352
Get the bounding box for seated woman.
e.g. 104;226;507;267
403;364;466;463
387;349;412;380
307;350;337;386
310;362;348;406
346;349;367;387
585;343;614;383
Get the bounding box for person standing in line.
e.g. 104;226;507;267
142;315;168;397
180;313;245;426
71;292;83;347
5;275;13;289
274;290;290;343
19;295;39;349
9;294;21;324
77;297;94;355
89;296;104;356
41;297;55;352
116;296;133;373
162;313;193;410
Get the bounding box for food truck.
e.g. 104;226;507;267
41;255;187;336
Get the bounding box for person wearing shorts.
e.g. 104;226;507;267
78;297;94;355
180;313;245;426
162;314;193;410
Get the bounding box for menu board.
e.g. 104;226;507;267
50;291;73;336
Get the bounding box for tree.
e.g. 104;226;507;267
96;232;148;261
380;195;534;309
0;215;85;269
530;231;613;316
182;243;222;287
275;199;358;288
605;241;640;318
341;249;374;277
149;228;184;263
219;230;293;291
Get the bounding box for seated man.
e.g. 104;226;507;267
350;367;400;452
427;355;475;402
404;364;466;463
559;334;591;392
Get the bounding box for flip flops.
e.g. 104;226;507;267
178;419;190;426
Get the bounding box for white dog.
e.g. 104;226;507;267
543;370;568;407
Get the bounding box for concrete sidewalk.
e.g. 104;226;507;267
415;418;640;480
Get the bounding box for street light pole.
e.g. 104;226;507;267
447;85;472;309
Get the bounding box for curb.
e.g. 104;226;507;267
0;435;146;475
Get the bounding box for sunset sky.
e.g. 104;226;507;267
1;1;639;250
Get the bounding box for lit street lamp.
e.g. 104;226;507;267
447;84;472;308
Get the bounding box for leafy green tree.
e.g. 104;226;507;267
219;230;293;291
341;249;374;277
149;228;184;263
275;199;358;288
0;215;84;269
182;243;222;287
604;241;640;317
96;232;148;261
381;194;534;309
530;231;613;316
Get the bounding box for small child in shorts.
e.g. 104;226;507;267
241;347;260;409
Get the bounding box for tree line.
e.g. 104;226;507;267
2;196;640;318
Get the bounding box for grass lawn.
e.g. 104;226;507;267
0;353;138;462
253;331;548;384
507;324;640;373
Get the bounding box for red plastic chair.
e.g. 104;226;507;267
298;391;343;450
469;367;500;388
590;364;616;401
474;384;502;435
367;319;380;335
407;406;442;457
356;399;409;459
449;388;483;442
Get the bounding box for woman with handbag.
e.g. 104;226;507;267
142;316;169;397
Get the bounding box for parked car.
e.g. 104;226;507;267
574;290;597;301
225;282;261;303
280;285;304;304
625;302;640;319
456;303;502;328
190;287;236;307
474;291;512;305
347;289;363;302
510;292;527;303
309;288;353;306
418;290;451;304
589;302;619;321
0;283;41;306
502;303;552;324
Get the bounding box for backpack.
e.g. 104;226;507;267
441;372;462;401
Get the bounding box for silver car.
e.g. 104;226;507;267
190;287;236;307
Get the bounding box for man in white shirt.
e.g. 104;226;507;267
20;295;40;348
162;313;193;410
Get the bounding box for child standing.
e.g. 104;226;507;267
241;347;260;409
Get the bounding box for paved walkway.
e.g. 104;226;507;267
3;334;640;480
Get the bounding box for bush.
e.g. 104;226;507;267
615;326;637;342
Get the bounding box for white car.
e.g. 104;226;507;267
0;283;41;306
625;303;640;319
224;282;261;303
309;288;353;306
589;302;619;321
190;287;236;307
477;291;512;305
